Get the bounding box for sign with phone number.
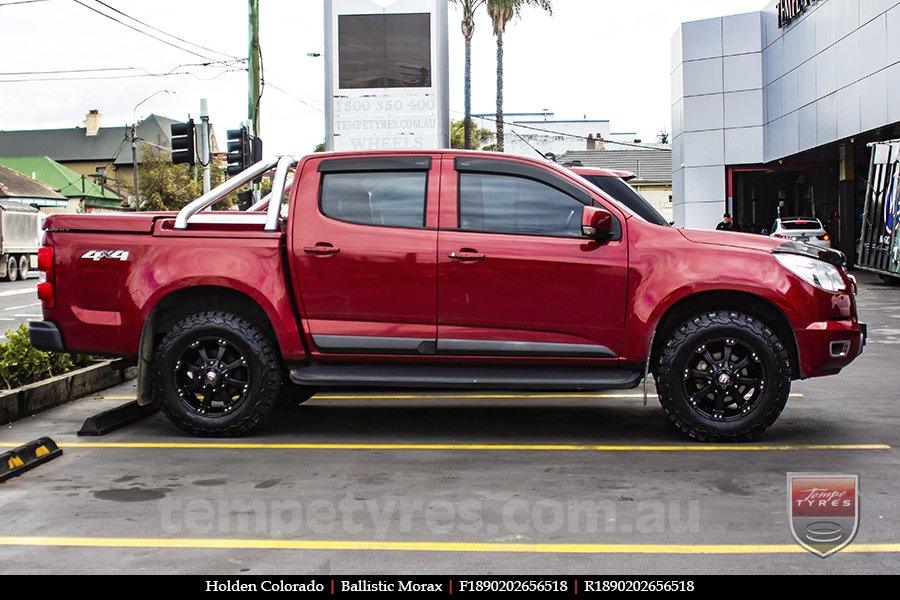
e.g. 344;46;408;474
333;95;440;151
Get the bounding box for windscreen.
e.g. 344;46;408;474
580;175;670;226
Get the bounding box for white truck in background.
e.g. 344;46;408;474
0;201;42;282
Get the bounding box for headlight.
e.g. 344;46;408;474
775;253;846;292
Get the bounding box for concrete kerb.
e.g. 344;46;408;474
0;360;136;426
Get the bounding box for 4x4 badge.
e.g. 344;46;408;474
81;250;129;262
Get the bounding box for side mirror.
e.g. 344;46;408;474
582;206;613;241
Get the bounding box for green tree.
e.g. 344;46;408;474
450;118;495;150
131;147;232;211
450;0;486;149
486;0;552;152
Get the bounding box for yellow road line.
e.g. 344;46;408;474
0;441;889;452
0;536;896;554
93;393;806;400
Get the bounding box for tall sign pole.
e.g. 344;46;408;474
248;0;261;138
131;124;140;211
325;0;449;151
200;98;211;194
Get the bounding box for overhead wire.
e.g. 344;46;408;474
0;0;51;6
265;81;324;114
71;0;230;64
468;112;671;151
90;0;241;61
1;60;244;78
0;66;245;83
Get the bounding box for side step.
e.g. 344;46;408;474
290;363;643;391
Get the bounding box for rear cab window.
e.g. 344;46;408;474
779;220;823;231
316;156;433;229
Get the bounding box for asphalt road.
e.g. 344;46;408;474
0;277;40;341
0;272;898;575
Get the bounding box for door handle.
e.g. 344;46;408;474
303;244;340;256
449;249;485;261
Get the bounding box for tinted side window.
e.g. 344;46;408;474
459;173;584;237
321;171;427;228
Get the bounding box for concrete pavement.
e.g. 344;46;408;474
0;272;897;574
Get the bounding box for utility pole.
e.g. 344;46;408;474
200;99;211;194
131;89;173;211
131;123;140;211
248;0;260;139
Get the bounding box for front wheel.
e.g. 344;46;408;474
655;311;792;442
153;312;282;436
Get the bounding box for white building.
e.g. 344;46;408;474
474;112;644;158
672;0;900;263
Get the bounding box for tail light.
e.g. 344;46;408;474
36;246;54;310
773;233;789;239
818;233;830;241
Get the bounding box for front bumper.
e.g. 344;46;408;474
29;321;66;353
796;319;865;378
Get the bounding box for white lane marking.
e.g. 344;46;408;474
12;314;41;318
0;288;36;298
2;303;40;311
0;318;13;321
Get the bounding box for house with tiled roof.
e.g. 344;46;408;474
0;156;123;212
0;111;182;202
558;148;673;220
0;164;67;209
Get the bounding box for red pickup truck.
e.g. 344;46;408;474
29;151;865;441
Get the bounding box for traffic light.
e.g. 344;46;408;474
236;190;254;211
251;136;263;164
226;127;251;176
170;120;196;165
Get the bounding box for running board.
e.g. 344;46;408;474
289;364;643;391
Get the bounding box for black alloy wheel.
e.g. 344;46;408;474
680;336;766;422
655;311;792;442
173;336;251;418
153;312;282;436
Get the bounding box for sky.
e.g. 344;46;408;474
0;0;767;155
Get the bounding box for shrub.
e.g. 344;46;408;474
0;324;91;390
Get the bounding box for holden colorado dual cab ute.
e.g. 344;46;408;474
29;151;865;441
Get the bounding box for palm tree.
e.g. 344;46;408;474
451;0;486;150
486;0;552;152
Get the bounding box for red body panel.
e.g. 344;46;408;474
436;157;629;357
287;154;440;354
38;150;862;381
619;224;861;376
41;220;305;361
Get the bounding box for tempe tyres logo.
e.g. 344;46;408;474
788;474;858;557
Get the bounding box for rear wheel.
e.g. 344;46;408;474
18;255;29;280
655;311;792;442
5;256;18;282
153;312;282;436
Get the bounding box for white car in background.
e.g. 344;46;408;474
770;217;832;249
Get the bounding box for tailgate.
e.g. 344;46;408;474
44;213;169;234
